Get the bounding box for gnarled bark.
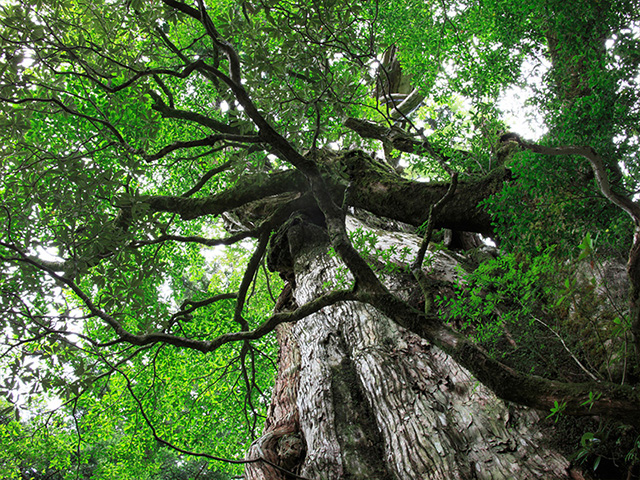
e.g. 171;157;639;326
247;217;577;479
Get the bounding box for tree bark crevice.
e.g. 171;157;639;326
253;216;577;479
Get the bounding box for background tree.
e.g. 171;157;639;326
1;0;639;479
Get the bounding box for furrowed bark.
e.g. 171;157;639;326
342;216;640;427
253;216;576;479
246;284;305;480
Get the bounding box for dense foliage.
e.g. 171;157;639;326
1;0;639;478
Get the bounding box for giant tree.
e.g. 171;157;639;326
1;0;639;479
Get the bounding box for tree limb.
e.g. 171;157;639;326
145;169;306;220
142;132;263;162
1;238;357;355
341;150;507;235
344;117;469;170
363;290;640;426
149;90;254;136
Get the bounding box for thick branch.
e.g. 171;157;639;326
341;151;508;235
389;88;425;121
344;117;469;167
364;291;640;426
146;169;306;220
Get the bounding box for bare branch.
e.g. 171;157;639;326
145;169;305;220
131;229;257;249
181;159;234;197
0;95;126;143
148;90;253;135
142;132;263;162
344;117;464;173
178;293;238;317
233;232;270;330
412;172;459;273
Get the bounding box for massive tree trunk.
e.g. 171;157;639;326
246;216;577;480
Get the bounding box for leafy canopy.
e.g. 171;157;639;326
1;0;639;477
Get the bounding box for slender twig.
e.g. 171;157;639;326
532;316;601;381
116;362;313;479
412;172;459;271
0;95;125;143
410;172;458;314
233;232;271;330
131;229;259;249
143;132;263;162
181;159;234;197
